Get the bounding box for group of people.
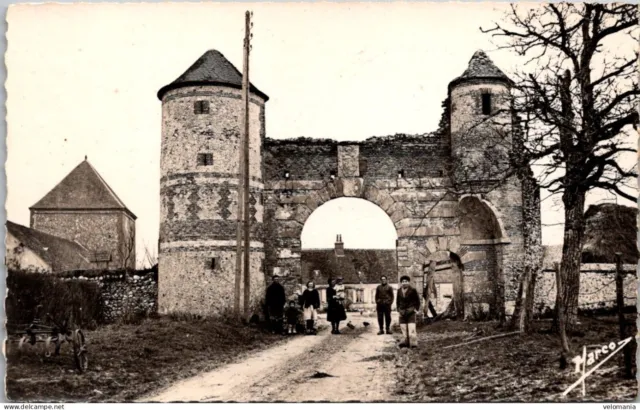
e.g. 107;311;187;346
264;273;422;348
264;275;323;335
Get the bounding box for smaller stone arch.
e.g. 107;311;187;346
416;231;504;319
458;194;510;243
420;246;466;319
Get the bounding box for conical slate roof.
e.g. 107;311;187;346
30;159;136;219
449;50;512;90
157;49;269;101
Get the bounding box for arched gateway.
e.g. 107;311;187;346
157;49;541;319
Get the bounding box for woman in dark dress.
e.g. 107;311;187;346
326;278;347;334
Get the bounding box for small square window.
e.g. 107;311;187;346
481;93;492;115
197;153;214;166
194;100;210;114
206;258;216;270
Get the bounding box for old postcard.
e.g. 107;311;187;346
4;2;638;404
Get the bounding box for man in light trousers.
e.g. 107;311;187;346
396;275;421;348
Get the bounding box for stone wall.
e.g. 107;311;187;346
359;135;450;179
56;269;158;323
31;210;135;269
484;177;525;304
158;249;264;316
264;134;450;181
264;139;337;181
534;264;637;313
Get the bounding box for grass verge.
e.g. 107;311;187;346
391;314;637;402
6;315;285;402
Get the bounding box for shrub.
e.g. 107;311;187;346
6;270;103;329
168;312;199;322
118;305;149;326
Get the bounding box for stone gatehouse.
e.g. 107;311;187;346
157;49;542;318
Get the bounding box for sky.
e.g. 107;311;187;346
6;2;637;266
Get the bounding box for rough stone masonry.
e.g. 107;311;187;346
157;49;543;318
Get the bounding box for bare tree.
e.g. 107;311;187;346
143;242;159;269
119;224;136;270
482;4;638;340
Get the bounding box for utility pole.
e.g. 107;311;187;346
234;11;251;318
242;10;253;317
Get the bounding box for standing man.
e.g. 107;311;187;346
265;274;286;334
396;275;421;348
375;275;394;335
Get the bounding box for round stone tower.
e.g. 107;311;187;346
448;50;513;187
157;49;268;316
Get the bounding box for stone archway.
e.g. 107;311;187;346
298;196;399;310
264;177;412;295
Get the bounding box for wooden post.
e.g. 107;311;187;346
242;10;253;317
234;13;249;318
581;345;586;396
615;252;632;378
555;262;571;355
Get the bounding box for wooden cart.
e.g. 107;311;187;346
8;310;88;373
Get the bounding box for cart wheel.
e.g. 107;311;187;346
72;330;88;373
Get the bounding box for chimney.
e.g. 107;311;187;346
334;234;345;257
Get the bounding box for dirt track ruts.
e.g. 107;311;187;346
141;315;398;402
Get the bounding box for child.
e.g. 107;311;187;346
285;300;301;335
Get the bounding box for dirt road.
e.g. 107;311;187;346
142;315;398;402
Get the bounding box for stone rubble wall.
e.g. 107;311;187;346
57;269;158;323
534;264;637;313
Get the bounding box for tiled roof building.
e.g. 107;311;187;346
6;221;94;272
301;235;397;285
